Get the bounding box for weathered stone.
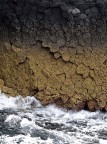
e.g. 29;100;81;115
0;0;107;49
77;64;89;78
54;52;61;59
2;86;17;96
1;42;107;112
70;8;81;15
62;50;70;62
0;79;4;90
12;45;21;53
42;69;50;78
87;100;98;112
83;77;95;90
80;13;87;19
74;101;86;111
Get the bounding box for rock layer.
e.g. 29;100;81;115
0;42;107;112
0;0;107;111
0;0;107;48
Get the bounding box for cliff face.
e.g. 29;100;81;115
0;0;107;111
1;0;107;48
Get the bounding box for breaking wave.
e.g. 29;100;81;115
0;93;107;144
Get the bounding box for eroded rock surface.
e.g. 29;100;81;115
0;42;107;112
0;0;107;48
0;0;107;111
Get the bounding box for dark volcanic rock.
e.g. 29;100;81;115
0;0;107;48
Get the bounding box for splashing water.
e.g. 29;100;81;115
0;93;107;144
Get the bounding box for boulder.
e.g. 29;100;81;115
87;100;98;112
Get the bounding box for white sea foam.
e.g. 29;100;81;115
0;92;41;110
0;135;53;144
100;139;107;144
5;114;21;128
0;93;107;144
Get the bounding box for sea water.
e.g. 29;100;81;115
0;92;107;144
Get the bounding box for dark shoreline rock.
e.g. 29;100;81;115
0;0;107;48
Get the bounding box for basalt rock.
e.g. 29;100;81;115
0;0;107;112
0;0;107;48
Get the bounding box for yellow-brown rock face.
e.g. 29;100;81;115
0;42;107;111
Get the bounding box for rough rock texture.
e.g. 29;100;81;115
0;0;107;48
1;42;107;112
0;0;107;111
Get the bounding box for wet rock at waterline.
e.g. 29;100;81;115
0;0;107;112
1;43;107;112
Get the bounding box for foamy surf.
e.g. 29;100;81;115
0;93;107;144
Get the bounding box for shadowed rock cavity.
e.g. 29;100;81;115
0;0;107;112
